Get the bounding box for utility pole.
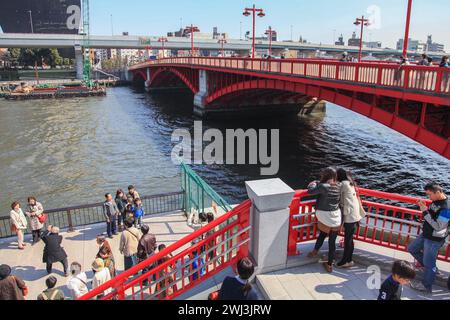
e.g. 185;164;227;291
110;14;114;36
240;21;242;40
290;25;293;41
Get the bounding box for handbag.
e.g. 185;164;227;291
38;213;48;224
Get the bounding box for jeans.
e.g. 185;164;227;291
106;215;117;237
408;234;445;291
134;217;142;228
340;223;358;264
124;254;138;271
47;258;68;274
314;231;339;266
117;212;126;227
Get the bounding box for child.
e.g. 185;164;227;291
378;260;416;300
132;198;145;228
218;257;259;300
37;276;65;300
156;244;176;299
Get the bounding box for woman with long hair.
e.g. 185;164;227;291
307;167;342;273
337;169;364;268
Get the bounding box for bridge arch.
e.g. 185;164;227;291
132;70;147;82
205;78;450;158
149;67;199;93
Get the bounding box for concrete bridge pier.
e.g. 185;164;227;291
144;68;152;92
74;45;84;80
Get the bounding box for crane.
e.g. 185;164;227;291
81;0;92;87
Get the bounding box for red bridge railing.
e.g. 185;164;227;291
130;57;450;95
78;200;251;300
288;189;450;263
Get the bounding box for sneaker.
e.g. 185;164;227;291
410;280;431;293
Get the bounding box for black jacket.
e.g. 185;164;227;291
115;196;127;215
218;277;259;301
42;231;68;264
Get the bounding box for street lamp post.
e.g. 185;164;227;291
243;5;265;59
353;15;370;62
185;24;200;57
28;10;34;33
158;37;168;58
265;26;274;56
403;0;413;58
218;38;227;57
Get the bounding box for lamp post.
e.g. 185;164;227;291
243;5;265;59
158;37;168;58
353;15;370;62
403;0;413;58
265;26;274;56
218;38;227;57
185;24;200;57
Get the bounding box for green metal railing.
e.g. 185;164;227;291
180;163;232;216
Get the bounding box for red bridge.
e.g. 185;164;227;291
129;57;450;160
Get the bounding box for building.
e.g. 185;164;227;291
348;32;361;47
396;37;434;53
335;34;345;46
426;35;445;52
364;41;382;49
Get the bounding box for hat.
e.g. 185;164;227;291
92;258;105;272
0;264;11;280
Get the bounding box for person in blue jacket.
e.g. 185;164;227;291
132;198;145;229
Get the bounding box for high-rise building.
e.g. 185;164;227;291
348;32;360;47
426;35;445;52
335;34;345;46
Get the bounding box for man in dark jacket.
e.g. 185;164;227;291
42;226;69;276
103;193;119;238
409;183;450;293
0;264;27;300
137;224;157;285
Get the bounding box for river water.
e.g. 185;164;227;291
0;87;449;214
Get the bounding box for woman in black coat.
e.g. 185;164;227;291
42;225;68;276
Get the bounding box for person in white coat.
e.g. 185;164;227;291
66;262;89;299
91;258;111;299
25;197;45;245
336;169;365;268
9;201;28;250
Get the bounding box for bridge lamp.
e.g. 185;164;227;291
185;25;200;57
243;4;265;59
158;37;169;58
353;16;370;63
218;38;228;57
265;26;274;56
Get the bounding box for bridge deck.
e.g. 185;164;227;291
0;211;192;300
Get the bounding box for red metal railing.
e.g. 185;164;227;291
288;189;450;263
78;199;252;300
129;57;450;95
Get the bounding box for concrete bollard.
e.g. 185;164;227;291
245;178;295;275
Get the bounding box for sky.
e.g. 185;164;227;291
91;0;450;50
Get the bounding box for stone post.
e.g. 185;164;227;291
74;45;84;80
245;178;295;274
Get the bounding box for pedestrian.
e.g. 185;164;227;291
409;183;449;293
0;264;28;300
9;201;28;250
339;52;349;62
137;225;157;285
187;210;209;231
418;53;429;66
119;218;143;271
156;244;176;299
440;55;449;68
37;276;65;300
25;196;45;245
440;56;449;91
218;258;259;300
307;167;342;273
394;55;410;83
132;198;145;228
66;262;89;299
204;212;218;262
336;169;365;268
128;185;140;201
115;189;128;231
41;225;69;276
96;235;116;278
427;57;434;66
378;260;416;300
103;193;119;239
91;258;112;299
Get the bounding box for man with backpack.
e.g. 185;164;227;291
409;183;450;293
37;276;65;300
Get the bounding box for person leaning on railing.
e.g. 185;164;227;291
307;167;342;273
408;183;450;294
440;56;449;91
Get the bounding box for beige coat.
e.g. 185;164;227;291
119;227;142;257
25;202;44;231
340;181;363;224
10;209;28;230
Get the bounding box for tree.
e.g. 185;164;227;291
8;48;21;67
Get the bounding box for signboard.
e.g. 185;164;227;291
139;37;152;46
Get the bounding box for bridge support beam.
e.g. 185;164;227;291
145;68;151;92
74;45;83;80
245;179;295;275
